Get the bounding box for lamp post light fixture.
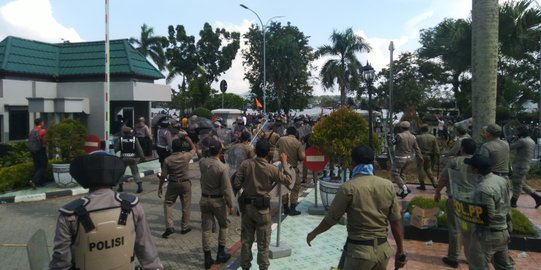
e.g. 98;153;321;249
363;62;376;148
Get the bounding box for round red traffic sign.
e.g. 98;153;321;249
84;134;101;153
304;147;329;172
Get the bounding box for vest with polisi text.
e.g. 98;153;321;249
121;135;136;158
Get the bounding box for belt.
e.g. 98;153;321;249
493;172;508;177
490;228;507;232
395;156;411;159
347;238;387;246
168;179;190;183
202;193;223;199
157;145;168;149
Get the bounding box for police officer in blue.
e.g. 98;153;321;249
49;152;163;270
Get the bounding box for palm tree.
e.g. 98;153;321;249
471;0;499;141
316;28;371;106
130;24;167;71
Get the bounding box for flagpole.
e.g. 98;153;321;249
104;0;111;151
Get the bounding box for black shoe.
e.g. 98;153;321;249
442;257;458;268
531;193;541;209
289;204;301;216
510;197;518;208
136;183;143;193
204;251;215;269
161;228;175;238
283;204;290;215
416;186;426;191
180;228;192;234
117;184;123;192
216;245;231;263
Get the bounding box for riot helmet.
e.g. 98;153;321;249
69;152;126;188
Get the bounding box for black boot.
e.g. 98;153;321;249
416;183;426;191
136;182;143;193
204;250;214;269
117;183;123;192
510;197;518;208
216;245;231;263
531;193;541;209
283;204;290;215
289;203;301;216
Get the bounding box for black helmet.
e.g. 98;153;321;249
69;152;126;188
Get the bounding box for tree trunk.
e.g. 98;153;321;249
471;0;499;142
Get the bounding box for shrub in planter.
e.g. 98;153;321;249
45;118;88;163
310;107;381;177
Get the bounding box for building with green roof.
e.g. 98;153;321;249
0;36;170;142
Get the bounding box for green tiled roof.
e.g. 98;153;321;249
0;36;164;80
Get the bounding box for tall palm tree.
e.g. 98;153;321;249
316;28;371;106
130;24;167;71
472;0;499;141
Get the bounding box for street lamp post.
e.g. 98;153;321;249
363;63;376;148
240;4;283;115
240;4;267;114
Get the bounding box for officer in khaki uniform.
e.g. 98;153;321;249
509;125;541;208
443;125;471;157
233;140;293;270
464;154;515;270
158;137;196;238
415;124;440;190
479;123;510;177
276;126;306;215
50;152;163;270
257;122;281;160
392;121;423;198
199;139;235;269
434;138;476;268
307;145;406;270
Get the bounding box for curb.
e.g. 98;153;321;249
0;168;160;204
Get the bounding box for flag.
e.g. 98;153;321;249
255;98;263;108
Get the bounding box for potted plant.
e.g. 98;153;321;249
45;118;88;187
310;107;380;208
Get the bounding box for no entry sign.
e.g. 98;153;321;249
84;134;101;153
304;147;329;172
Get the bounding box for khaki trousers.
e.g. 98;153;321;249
343;241;393;270
164;180;192;230
282;167;300;205
240;205;272;270
391;157;413;187
200;197;229;251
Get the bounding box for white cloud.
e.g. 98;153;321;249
0;0;83;42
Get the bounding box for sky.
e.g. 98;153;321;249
0;0;490;96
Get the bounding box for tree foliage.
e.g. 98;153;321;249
316;28;371;106
130;24;168;71
242;21;315;114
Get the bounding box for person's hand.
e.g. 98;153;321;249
280;152;288;163
306;232;316;247
434;191;441;202
394;252;407;269
229;207;236;215
157;188;163;198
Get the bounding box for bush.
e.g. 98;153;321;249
0;161;53;193
191;107;212;119
45;118;88;163
0;142;32;167
407;196;538;236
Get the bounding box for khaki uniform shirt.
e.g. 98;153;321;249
324;175;401;240
479;138;510;174
162;151;193;182
276;135;305;167
199;157;234;208
234;157;292;198
510;136;535;172
260;130;280;146
394;130;422;158
473;173;510;230
50;188;163;270
444;134;471;157
440;155;474;195
416;132;440;155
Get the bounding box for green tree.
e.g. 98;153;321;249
205;93;249;110
130;24;167;71
165;23;240;113
316;28;371;106
242;21;314;114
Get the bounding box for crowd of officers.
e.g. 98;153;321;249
393;119;541;269
49;111;541;270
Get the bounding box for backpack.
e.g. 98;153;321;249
28;129;42;153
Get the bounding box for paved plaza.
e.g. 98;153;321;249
1;159;541;269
